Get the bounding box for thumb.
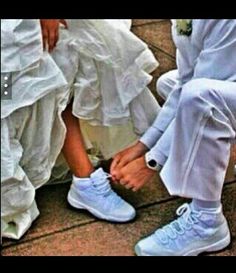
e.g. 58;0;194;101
60;19;68;29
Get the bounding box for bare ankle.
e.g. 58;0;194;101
73;167;94;179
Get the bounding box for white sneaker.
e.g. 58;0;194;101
67;168;136;222
135;203;231;256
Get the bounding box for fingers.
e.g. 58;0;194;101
112;169;140;192
111;164;125;184
110;154;121;174
112;155;130;176
112;169;122;181
115;171;136;190
60;19;68;28
48;29;58;52
132;185;140;192
116;157;129;170
53;29;59;49
40;20;59;52
119;179;129;186
124;183;134;190
42;29;48;51
122;180;140;191
118;176;133;190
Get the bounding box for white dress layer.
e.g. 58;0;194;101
52;19;160;159
1;19;160;239
1;20;69;239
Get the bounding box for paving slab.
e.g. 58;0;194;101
132;20;176;57
2;175;172;247
132;19;166;26
2;183;235;256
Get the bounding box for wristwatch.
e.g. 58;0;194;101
145;152;161;171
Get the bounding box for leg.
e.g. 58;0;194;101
161;79;236;200
135;79;236;256
156;70;179;100
1;112;39;240
52;32;137;222
62;102;94;178
62;103;136;222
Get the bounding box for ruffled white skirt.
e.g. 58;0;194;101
52;19;161;159
1;19;161;240
1;20;69;239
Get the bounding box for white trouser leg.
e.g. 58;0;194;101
156;70;179;100
160;79;236;201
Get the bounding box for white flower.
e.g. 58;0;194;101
176;19;192;36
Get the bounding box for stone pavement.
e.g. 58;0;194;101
1;19;236;256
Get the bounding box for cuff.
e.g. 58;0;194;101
146;146;167;167
140;126;163;149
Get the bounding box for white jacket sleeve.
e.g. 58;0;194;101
141;19;236;151
192;19;236;81
139;84;181;149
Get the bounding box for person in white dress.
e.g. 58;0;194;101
1;19;70;240
1;19;161;240
111;19;236;256
39;20;161;224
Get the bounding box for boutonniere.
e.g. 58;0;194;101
176;19;192;36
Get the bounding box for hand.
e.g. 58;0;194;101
40;19;61;52
115;156;156;192
110;141;148;181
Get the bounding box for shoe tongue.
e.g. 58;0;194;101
90;168;112;196
90;168;110;188
90;168;106;178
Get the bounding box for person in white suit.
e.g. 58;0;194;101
111;19;236;256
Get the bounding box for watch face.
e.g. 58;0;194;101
149;159;157;168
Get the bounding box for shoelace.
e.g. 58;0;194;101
91;172;123;209
91;172;112;196
155;203;201;244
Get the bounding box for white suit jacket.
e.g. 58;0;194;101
140;19;236;148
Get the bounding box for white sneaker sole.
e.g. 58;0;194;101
183;232;231;256
67;191;136;223
135;232;231;256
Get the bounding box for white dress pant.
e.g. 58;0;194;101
155;71;236;201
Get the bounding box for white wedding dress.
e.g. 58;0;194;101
1;19;70;239
52;19;161;160
1;19;160;240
